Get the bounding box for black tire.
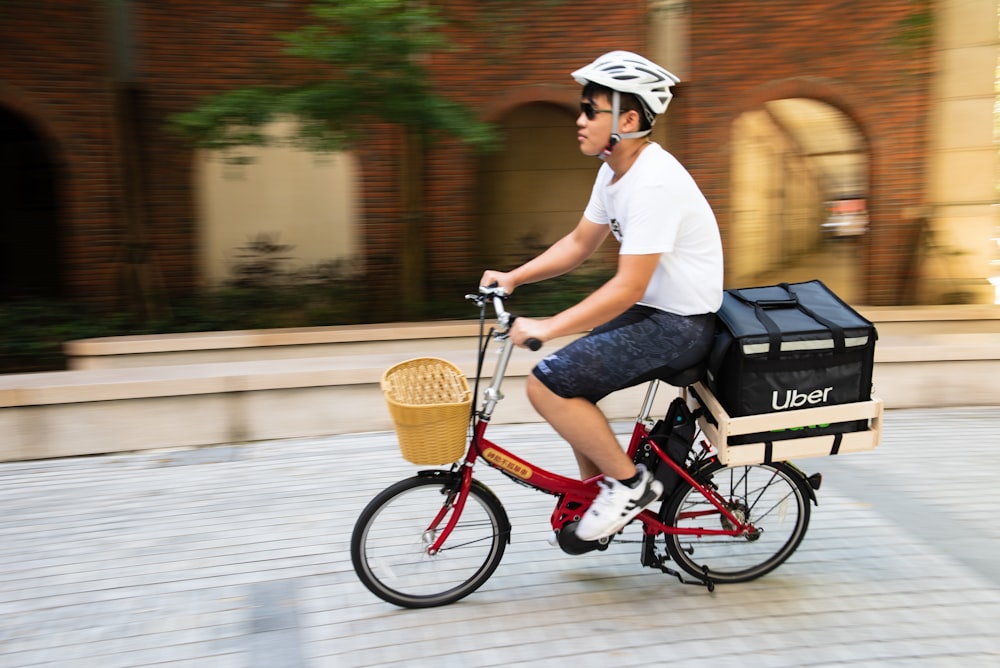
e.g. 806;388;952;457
662;461;811;584
351;472;510;608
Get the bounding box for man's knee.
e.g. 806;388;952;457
526;373;548;405
527;373;565;414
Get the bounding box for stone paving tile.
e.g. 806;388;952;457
0;408;998;666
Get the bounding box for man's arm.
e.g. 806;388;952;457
481;216;609;293
530;251;660;341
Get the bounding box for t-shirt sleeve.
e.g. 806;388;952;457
583;165;612;225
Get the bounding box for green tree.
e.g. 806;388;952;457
172;0;498;316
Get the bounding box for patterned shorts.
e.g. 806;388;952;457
531;305;715;404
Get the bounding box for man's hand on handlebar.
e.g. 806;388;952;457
509;315;547;351
476;273;545;350
479;270;516;296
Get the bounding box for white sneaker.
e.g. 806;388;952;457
574;465;663;542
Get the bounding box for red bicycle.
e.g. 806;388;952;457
350;286;821;608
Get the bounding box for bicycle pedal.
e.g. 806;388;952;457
555;522;612;555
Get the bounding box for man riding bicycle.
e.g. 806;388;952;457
480;51;724;542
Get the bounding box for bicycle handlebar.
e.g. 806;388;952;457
472;285;543;351
517;325;543;352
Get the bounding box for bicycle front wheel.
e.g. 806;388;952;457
662;461;811;584
351;472;510;608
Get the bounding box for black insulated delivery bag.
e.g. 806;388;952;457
705;280;877;445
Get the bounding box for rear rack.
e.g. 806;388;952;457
688;381;883;467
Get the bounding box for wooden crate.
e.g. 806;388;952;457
688;381;883;467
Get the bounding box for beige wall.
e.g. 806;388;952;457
196;121;360;286
475;103;596;268
926;0;999;304
730;109;825;288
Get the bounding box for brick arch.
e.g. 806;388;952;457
472;93;599;270
0;87;68;298
736;76;872;145
480;84;580;124
0;83;69;169
722;76;874;303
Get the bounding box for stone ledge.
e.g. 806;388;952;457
874;331;1000;362
1;323;997;463
0;347;557;409
859;305;1000;322
65;320;480;356
63;307;1000;371
5;330;997;408
64;321;486;370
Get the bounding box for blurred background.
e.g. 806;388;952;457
0;0;997;372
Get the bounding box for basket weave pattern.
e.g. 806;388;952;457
382;357;472;465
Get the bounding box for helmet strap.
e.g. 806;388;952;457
600;91;652;158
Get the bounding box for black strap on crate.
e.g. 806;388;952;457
761;432;844;464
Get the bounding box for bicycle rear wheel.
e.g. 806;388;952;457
662;461;811;584
351;472;510;608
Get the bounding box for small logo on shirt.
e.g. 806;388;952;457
610;218;622;241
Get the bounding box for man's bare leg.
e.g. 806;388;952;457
526;375;636;481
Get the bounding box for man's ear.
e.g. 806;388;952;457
621;109;642;133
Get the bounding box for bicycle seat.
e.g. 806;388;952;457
657;361;707;388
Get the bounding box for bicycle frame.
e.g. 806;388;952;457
423;290;758;556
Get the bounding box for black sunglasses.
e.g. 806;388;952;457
580;101;614;121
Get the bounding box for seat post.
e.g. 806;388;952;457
636;380;662;426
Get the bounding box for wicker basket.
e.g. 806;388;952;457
381;357;473;465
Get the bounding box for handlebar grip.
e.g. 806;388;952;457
505;314;541;350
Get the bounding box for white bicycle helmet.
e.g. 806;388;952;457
572;51;680;153
572;51;680;116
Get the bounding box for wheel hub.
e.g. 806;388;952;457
720;502;748;532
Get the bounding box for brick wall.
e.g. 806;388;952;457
0;2;121;300
131;1;312;296
682;0;932;305
0;0;928;308
351;1;650;308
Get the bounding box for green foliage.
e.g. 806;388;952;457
891;2;934;50
171;0;498;154
0;254;370;373
485;233;615;317
0;233;612;373
504;269;615;317
170;88;278;152
0;300;133;373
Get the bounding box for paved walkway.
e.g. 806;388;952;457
1;407;999;667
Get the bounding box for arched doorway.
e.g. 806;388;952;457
730;98;868;303
0;107;61;299
475;102;601;269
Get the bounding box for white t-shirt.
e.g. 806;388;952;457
583;142;724;315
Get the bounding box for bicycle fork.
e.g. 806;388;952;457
416;468;478;556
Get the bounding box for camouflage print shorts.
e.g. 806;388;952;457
531;305;715;403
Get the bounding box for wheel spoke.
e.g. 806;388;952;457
351;476;508;608
663;462;810;583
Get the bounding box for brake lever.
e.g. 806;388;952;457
474;285;542;350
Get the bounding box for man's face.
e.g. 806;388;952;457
577;93;614;156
